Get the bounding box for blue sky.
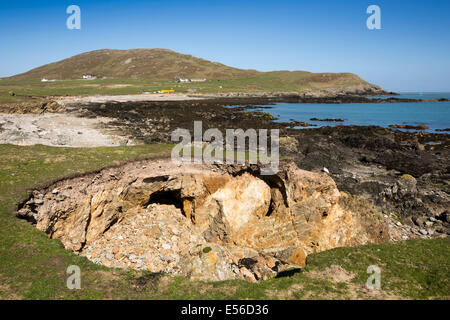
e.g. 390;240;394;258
1;0;449;91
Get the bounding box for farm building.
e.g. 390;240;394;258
190;78;207;82
177;78;207;83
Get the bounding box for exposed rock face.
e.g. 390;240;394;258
18;159;389;282
0;100;66;114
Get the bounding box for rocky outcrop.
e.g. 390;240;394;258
0;100;65;114
285;125;450;234
18;159;389;282
299;83;388;98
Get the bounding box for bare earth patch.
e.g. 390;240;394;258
305;265;403;299
0;276;22;300
309;265;356;283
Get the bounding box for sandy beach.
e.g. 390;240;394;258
56;93;206;105
0;113;131;147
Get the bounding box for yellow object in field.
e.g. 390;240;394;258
160;89;174;93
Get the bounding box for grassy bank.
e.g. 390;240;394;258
0;143;448;299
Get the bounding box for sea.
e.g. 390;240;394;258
249;93;450;133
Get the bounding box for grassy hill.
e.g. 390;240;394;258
0;49;387;104
6;49;260;81
5;48;382;89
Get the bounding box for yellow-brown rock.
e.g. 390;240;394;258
17;159;390;281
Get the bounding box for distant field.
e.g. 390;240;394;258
0;143;448;299
0;78;168;103
0;71;367;104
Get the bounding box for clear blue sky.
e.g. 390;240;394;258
1;0;449;92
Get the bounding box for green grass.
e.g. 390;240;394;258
0;78;169;103
0;70;367;104
0;48;375;104
0;143;448;299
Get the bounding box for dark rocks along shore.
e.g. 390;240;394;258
72;96;450;236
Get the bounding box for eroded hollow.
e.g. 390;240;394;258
17;159;389;282
147;190;183;211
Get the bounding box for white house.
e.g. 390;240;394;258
82;74;96;80
190;78;207;82
177;78;207;83
41;78;48;82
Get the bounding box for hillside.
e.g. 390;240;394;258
0;49;389;103
7;49;260;81
6;49;384;91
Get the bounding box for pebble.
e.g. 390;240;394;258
419;229;428;235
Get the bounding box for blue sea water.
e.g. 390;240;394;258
254;93;450;133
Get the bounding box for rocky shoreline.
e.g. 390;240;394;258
60;93;449;107
10;94;449;281
71;98;449;238
2;91;449;115
5;95;449;234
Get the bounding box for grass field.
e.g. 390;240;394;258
0;143;448;299
0;71;367;104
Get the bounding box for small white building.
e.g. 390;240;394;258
190;78;207;82
82;74;96;80
177;78;207;83
41;78;48;82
